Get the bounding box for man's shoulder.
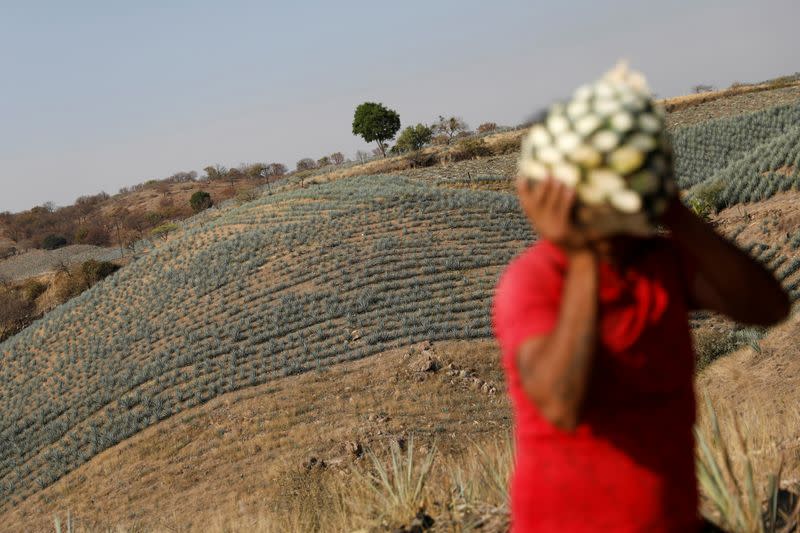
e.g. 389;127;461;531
496;240;564;297
504;240;564;277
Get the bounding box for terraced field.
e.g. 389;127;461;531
0;176;531;506
670;102;800;200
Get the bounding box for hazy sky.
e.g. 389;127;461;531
1;0;798;213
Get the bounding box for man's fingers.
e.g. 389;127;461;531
541;179;563;213
556;184;576;221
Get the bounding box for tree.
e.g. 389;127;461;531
267;163;287;177
296;158;316;171
226;167;245;190
203;164;228;181
190;191;213;213
317;156;331;167
434;115;469;144
330;152;345;165
352;102;401;157
395;124;433;153
242;163;267;180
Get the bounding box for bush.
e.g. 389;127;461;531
20;280;47;301
296;158;316;171
0;246;16;260
81;260;120;285
190;191;213;213
0;288;33;338
693;326;765;371
403;150;438;169
477;122;498;134
431;134;450;146
451;138;492;162
235;189;259;204
395;124;433;153
491;136;520;155
151;222;179;241
42;235;67;250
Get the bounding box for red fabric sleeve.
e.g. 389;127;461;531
492;244;563;361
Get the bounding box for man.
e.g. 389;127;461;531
492;177;790;532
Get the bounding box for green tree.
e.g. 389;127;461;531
395;124;433;153
189;191;213;213
352;102;401;157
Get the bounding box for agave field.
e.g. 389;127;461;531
0;176;531;506
3;93;800;511
670;102;800;204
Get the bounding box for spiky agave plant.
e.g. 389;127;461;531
518;61;676;236
696;396;799;532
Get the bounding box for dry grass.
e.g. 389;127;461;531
661;79;800;113
48;433;511;533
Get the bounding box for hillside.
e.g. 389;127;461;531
3;84;800;531
0;176;530;510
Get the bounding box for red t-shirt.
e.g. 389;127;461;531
492;238;700;532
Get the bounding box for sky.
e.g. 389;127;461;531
0;0;798;213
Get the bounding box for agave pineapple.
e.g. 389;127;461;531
518;61;676;235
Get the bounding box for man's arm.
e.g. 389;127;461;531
514;177;600;432
662;199;790;326
517;250;598;431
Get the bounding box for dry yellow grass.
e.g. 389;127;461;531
660;80;800;113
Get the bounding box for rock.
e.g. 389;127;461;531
470;377;484;390
350;329;361;341
458;369;469;378
344;440;363;458
409;353;440;373
303;457;326;470
394;436;407;451
394;509;435;532
481;382;497;395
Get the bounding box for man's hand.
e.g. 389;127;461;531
516;177;591;252
661;198;790;326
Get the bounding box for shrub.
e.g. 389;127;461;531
451;138;492;162
20;280;47;302
403;151;438;169
491;136;520;155
235;189;259;204
42;235;67;250
0;288;33;338
693;326;765;371
395;124;433;153
477;122;498;134
151;222;179;241
296;158;317;171
81;260;120;285
0;246;16;260
189;191;213;213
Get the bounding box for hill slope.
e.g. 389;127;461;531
0;176;530;506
